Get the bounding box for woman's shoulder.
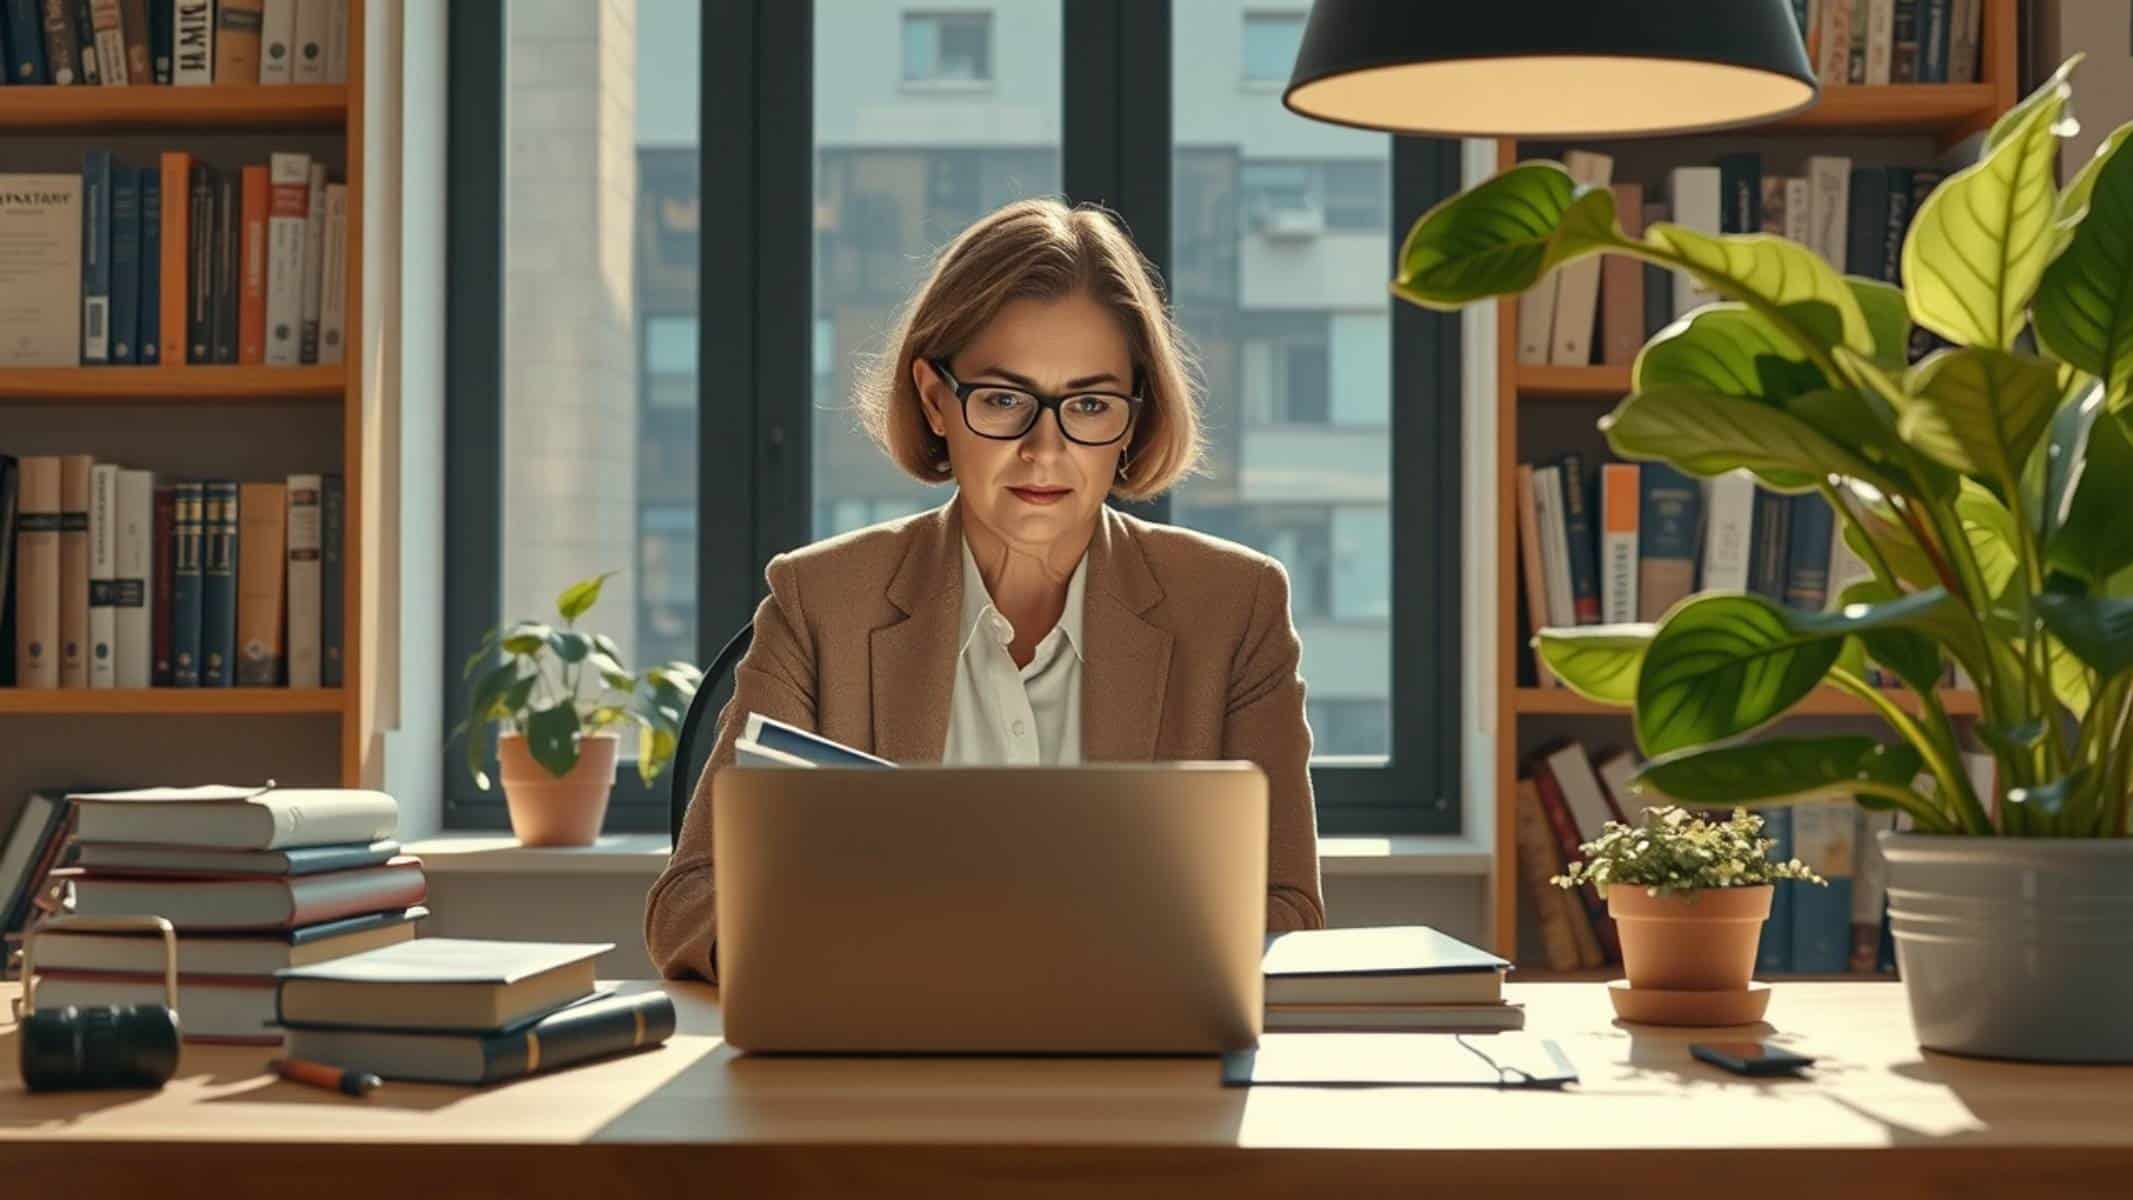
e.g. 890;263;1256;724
768;502;947;592
1110;508;1283;592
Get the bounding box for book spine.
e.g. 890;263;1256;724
1534;466;1576;629
1850;809;1898;972
1513;780;1584;972
1865;0;1893;84
1882;167;1914;286
235;481;285;685
1755;807;1795;974
1790;804;1856;973
72;0;100;83
1514;465;1555;689
1817;0;1851;85
1532;766;1620;962
473;995;677;1085
1547;150;1611;367
212;167;238;362
158;152;189;364
1640;202;1670;340
81;149;111;365
1599;463;1638;624
198;480;236;687
1700;471;1756;592
239;164;268;363
87;0;120;82
39;0;78;82
1716;152;1761;235
88;462;116;689
291;0;323;82
320;474;342;686
1782;493;1835;611
1557;454;1601;625
1845;166;1891;279
321;0;342;83
285;474;321;687
1950;0;1978;84
58;454;91;688
0;460;16;686
1783;177;1811;248
170;0;208;82
113;469;151;687
15;458;61;688
1919;0;1950;82
1636;464;1700;622
107;165;139;365
1666;167;1720;317
213;0;261;83
187;162;212;364
116;0;145;80
1848;0;1868;82
1806;157;1850;271
317;182;346;364
1600;182;1644;365
6;0;48;81
171;481;202;687
1758;175;1786;236
138;167;159;365
264;153;310;365
1891;0;1918;82
258;0;292;81
298;161;326;362
147;0;168;81
151;484;173;685
1747;486;1793;603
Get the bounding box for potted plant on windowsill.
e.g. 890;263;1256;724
1555;806;1825;1027
453;573;703;847
1395;56;2133;1062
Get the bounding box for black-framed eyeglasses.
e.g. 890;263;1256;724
928;358;1143;447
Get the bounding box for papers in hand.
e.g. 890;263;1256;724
733;714;894;769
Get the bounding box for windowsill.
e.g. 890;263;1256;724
405;832;1493;878
897;79;995;94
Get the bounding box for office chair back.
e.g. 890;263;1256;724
671;620;755;846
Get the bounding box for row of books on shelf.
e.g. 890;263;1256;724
1790;0;1988;86
1521;150;1948;368
1515;739;1996;975
0;151;346;368
1;0;347;87
0;454;344;689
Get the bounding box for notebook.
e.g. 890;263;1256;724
1263;926;1512;1006
275;937;610;1031
737;714;894;768
1222;1032;1577;1088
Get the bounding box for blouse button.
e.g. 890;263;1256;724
1011;720;1027;737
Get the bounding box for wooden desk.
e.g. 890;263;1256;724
3;980;2130;1197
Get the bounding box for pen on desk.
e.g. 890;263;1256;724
270;1057;381;1097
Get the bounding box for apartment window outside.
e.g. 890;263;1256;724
1241;11;1304;83
903;11;994;84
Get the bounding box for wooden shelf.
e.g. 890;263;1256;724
0;688;346;716
0;85;347;131
1516;364;1632;399
0;365;346;403
1516;687;1983;718
1769;83;2001;138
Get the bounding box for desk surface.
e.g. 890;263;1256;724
3;980;2130;1198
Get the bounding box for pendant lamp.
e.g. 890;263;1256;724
1283;0;1819;138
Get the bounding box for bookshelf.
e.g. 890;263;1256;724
1487;0;2021;963
0;2;368;789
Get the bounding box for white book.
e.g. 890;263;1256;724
88;464;118;689
1544;743;1618;840
735;738;815;769
92;0;128;84
114;469;154;688
1515;271;1559;365
1806;157;1851;272
173;0;214;85
317;183;348;364
264;153;311;365
292;0;328;83
1599;462;1639;624
1949;0;1981;84
1548;150;1614;366
1665;166;1722;318
1818;0;1853;85
1701;471;1758;592
1865;0;1894;84
1532;466;1577;630
259;0;296;83
69;784;399;849
1852;810;1898;925
299;162;328;362
1595;750;1659;826
1783;177;1811;246
30;975;278;1043
0;175;84;366
323;0;347;83
286;474;323;687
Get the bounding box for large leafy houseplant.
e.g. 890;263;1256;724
1396;57;2133;840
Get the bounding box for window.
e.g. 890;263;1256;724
902;11;993;84
1240;11;1304;83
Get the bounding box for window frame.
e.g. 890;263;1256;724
443;0;1461;836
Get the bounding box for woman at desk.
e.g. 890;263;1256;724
647;198;1325;981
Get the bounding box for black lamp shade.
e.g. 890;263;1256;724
1284;0;1819;139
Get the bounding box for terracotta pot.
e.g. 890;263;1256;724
1607;884;1772;991
497;731;618;847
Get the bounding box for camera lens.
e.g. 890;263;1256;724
20;1004;182;1091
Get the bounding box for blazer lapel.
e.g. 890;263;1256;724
871;501;961;763
1081;506;1172;762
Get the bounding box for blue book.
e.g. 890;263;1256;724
1747;487;1792;603
1782;494;1834;611
71;0;96;83
1635;464;1700;622
5;0;44;82
1789;805;1855;974
742;714;892;768
1919;0;1950;83
199;480;239;688
149;0;171;82
1846;167;1892;280
108;166;141;365
1557;453;1601;624
1754;806;1794;975
171;482;203;687
139;168;160;365
81;150;113;365
321;475;344;687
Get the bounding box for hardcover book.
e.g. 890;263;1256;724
81;150;112;363
213;0;261;83
58;454;91;688
1636;464;1701;621
67;857;427;931
298;161;327;362
171;480;203;686
108;165;139;364
87;462;116;688
239;164;268;363
258;0;291;82
158;152;190;363
235;480;286;685
171;0;210;83
113;468;152;686
71;784;398;849
275;938;610;1032
14;456;61;688
281;989;677;1086
285;474;322;687
320;474;343;685
150;484;174;684
263;153;309;365
138;166;160;364
199;479;237;686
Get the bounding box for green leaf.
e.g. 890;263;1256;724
2036;593;2133;680
1636;736;1924;809
1903;67;2067;349
2056;119;2133;231
1955;480;2023;602
1392;162;1616;308
523;703;583;779
461;630;499;681
466;660;520;725
2046;391;2133;583
2006;767;2088;825
500;671;538;718
584;704;628;730
1534;624;1653;706
1640;225;1871;354
1838;581;1945;695
547;629;593;663
1780;387;1949;498
1986;55;2079;152
1897;349;2060;497
555;572;618;625
2038;633;2096;717
588;651;635;691
592;633;622;660
1600;386;1883;494
2034;113;2133;402
636;722;679;786
499;622;553;656
1631;304;1823;400
1847;278;1914;369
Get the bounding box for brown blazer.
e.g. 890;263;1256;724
644;499;1326;981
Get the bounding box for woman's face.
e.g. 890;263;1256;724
914;291;1135;557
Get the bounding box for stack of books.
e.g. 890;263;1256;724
274;938;678;1086
31;784;425;1043
1262;926;1522;1032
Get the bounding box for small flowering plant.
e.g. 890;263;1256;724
1552;806;1827;898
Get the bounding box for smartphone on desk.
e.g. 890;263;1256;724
1690;1041;1816;1077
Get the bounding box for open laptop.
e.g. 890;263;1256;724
712;762;1267;1054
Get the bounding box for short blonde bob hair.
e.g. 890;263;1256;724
855;198;1203;501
